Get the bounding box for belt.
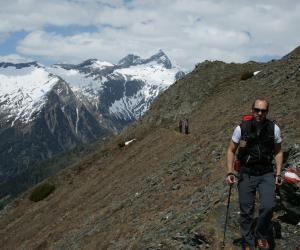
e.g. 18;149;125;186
241;164;274;176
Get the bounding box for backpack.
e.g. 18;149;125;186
238;116;275;167
279;167;300;221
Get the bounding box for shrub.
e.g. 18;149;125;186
240;71;254;80
29;183;55;202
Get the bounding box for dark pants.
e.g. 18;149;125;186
238;172;276;247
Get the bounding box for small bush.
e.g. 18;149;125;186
240;71;254;80
29;183;55;202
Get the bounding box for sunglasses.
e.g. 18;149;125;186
253;108;268;114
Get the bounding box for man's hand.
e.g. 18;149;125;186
275;175;283;186
226;173;237;185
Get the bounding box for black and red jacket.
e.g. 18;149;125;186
237;117;275;168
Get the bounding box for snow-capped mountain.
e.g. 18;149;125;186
0;50;184;193
48;50;184;125
0;50;183;130
0;62;58;126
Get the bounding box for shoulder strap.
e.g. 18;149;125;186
240;120;253;139
265;119;275;136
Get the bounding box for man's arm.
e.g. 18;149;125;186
227;140;239;174
226;140;239;184
274;143;283;176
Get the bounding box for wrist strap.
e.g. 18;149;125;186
227;172;236;177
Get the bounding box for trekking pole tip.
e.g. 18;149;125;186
220;241;225;249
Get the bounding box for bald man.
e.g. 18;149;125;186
226;98;283;250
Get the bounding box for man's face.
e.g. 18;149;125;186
252;100;268;123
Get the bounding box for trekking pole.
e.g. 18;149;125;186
221;184;233;249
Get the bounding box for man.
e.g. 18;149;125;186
226;98;283;250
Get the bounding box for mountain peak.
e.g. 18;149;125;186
118;50;172;69
147;49;172;69
118;54;142;67
78;59;98;67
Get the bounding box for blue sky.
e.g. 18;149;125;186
0;0;299;70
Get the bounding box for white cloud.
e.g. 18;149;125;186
0;54;33;63
16;30;129;63
1;0;300;69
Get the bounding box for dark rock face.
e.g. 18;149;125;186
118;54;143;67
99;76;145;123
125;80;145;96
0;61;41;69
100;76;127;107
175;71;185;80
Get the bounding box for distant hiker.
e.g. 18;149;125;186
179;119;183;133
184;119;189;135
226;98;283;250
179;118;189;134
183;118;189;134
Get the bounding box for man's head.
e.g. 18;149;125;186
251;98;269;123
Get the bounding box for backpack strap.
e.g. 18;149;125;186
266;119;275;136
240;119;254;140
240;118;275;141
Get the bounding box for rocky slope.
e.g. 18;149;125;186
0;46;299;249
